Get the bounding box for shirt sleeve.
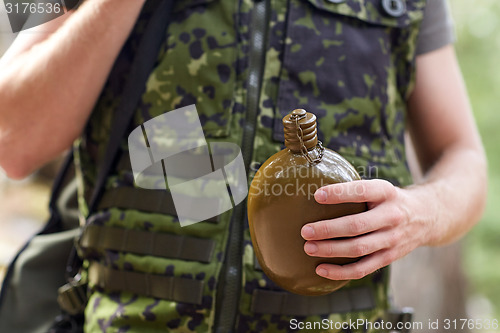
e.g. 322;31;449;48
416;0;456;55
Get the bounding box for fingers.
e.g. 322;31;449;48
303;179;411;280
303;228;399;258
301;204;405;240
314;179;397;205
315;248;398;280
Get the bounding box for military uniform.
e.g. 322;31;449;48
74;0;430;331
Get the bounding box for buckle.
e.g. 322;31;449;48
57;277;88;316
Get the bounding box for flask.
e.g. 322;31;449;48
247;109;366;296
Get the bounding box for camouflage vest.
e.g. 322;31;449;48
74;0;426;332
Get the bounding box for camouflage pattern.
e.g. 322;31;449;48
74;0;426;332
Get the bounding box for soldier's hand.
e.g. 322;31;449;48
300;179;433;280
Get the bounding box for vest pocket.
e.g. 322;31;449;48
274;0;425;165
299;0;425;27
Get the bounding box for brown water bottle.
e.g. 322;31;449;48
247;109;366;296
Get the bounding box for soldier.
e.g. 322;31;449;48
0;0;487;332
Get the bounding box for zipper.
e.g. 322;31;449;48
215;0;270;332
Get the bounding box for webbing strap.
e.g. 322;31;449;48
88;262;204;305
80;225;215;263
97;187;220;223
115;153;228;179
251;287;376;316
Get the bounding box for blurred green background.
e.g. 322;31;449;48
450;0;500;324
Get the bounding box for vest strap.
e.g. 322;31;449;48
88;262;204;305
80;225;215;263
97;187;219;223
251;287;376;316
87;263;376;313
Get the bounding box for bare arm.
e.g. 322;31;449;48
300;45;487;280
0;0;146;179
405;45;486;245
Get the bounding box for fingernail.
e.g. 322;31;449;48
301;225;315;238
304;242;318;254
317;268;328;277
315;189;327;203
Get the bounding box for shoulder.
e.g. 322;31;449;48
417;0;456;55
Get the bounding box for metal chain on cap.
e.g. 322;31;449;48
290;112;325;165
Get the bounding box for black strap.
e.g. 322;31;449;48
97;187;220;223
44;150;76;234
88;0;174;215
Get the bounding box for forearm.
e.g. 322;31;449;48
406;144;487;247
0;0;146;178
